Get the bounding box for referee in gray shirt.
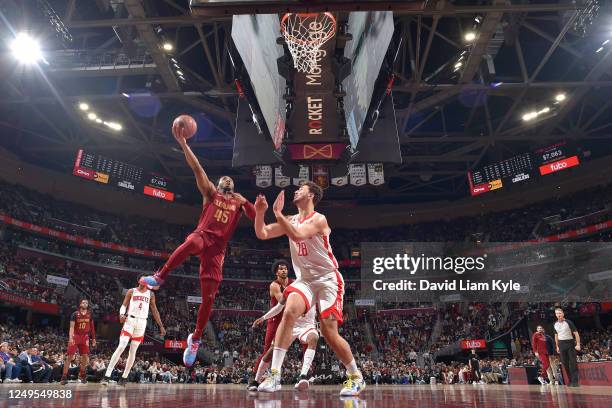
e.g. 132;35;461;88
553;308;581;387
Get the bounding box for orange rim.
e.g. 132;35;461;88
280;12;337;46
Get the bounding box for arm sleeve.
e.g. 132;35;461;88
261;302;285;321
242;200;256;221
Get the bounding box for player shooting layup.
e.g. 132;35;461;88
140;120;256;367
102;276;165;385
253;182;365;396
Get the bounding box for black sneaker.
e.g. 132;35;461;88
247;380;259;391
295;374;310;391
118;377;127;386
60;377;68;385
101;376;111;386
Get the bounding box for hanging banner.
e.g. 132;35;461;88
331;176;348;187
312;165;330;190
367;163;385;186
46;275;70;286
293;165;310;186
275;167;291;188
349;164;367;186
187;296;202;304
287;143;348;160
254;165;273;188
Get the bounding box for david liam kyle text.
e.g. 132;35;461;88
373;279;522;293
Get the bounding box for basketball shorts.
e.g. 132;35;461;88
120;315;147;343
67;334;90;355
292;318;319;345
284;270;345;325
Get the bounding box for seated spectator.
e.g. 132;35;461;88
30;348;52;383
0;342;20;383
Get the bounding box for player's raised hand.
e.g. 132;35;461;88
172;122;187;144
273;190;285;215
252;317;264;328
255;194;268;213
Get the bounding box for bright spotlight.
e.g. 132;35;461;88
522;112;537;121
79;103;89;111
555;93;566;102
596;47;604;53
538;106;551;114
162;42;173;51
464;32;476;42
176;70;184;76
87;112;97;120
454;62;463;69
10;32;44;64
106;122;122;131
95;118;102;123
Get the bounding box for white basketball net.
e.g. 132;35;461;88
281;13;336;74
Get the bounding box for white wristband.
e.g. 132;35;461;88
119;305;126;316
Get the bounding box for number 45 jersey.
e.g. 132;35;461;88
195;191;245;246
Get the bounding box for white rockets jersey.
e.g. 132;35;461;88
288;212;339;280
295;300;316;327
127;287;151;319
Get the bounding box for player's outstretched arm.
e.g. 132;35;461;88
173;122;215;200
253;194;286;240
231;193;257;221
252;299;286;328
150;293;166;337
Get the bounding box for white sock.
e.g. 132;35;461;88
344;359;361;378
270;347;287;373
105;337;129;377
122;341;140;378
255;359;270;382
300;348;316;377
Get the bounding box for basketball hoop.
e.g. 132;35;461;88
280;12;336;74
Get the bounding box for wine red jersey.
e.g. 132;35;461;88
195;192;247;245
71;310;95;339
268;279;292;326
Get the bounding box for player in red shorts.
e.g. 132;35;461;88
247;259;291;390
139;121;256;367
60;299;96;384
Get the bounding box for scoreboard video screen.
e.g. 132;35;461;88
72;149;175;202
468;141;581;196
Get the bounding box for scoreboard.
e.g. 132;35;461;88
72;149;175;202
468;141;581;196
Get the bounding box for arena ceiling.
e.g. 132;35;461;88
0;0;610;205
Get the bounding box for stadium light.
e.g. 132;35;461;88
162;42;173;51
10;32;44;64
596;46;604;53
79;103;89;111
538;106;551;115
106;122;122;131
522;112;537;121
87;112;97;120
555;93;567;102
464;32;476;42
176;70;184;76
95;118;102;123
454;62;463;69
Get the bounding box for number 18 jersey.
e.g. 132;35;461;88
288;212;339;281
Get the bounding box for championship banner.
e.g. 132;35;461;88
461;339;487;349
312;165;330;190
331;175;348;187
0;290;60;314
165;339;187;349
349;164;367;186
287;143;348;160
254;165;273;188
275;167;291;188
367;163;385;186
187;296;202;304
46;274;69;286
293;165;310;186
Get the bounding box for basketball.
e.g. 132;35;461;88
173;114;197;139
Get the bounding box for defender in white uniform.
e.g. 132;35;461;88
101;277;165;385
253;298;319;390
253;182;365;396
